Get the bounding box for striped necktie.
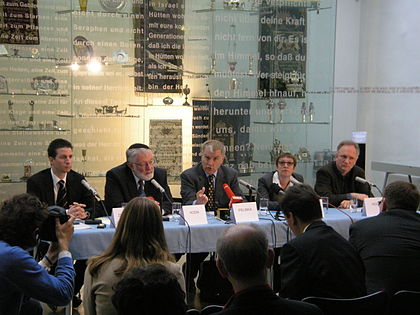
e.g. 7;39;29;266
56;180;68;208
138;180;146;197
207;174;215;211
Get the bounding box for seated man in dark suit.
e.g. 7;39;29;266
26;138;94;307
180;139;242;296
105;143;173;215
315;140;372;208
112;264;187;315
213;224;322;315
257;152;304;210
349;181;420;294
279;184;366;300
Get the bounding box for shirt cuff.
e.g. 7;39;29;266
58;250;72;260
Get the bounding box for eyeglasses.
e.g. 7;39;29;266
133;160;155;168
278;161;295;166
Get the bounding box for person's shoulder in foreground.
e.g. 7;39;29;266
214;224;322;315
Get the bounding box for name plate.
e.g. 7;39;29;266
111;207;124;227
180;204;208;226
231;202;259;223
362;197;382;217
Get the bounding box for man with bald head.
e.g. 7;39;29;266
315;140;372;208
105;143;173;214
214;224;321;315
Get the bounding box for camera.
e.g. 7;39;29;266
39;205;69;241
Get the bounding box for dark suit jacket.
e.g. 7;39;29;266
180;163;242;209
26;168;99;216
280;220;366;300
104;163;173;214
349;209;420;294
314;162;372;206
257;172;304;210
213;285;322;315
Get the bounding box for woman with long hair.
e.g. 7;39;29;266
83;197;185;315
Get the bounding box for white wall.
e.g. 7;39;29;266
334;0;420;189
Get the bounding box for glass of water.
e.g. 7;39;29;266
321;197;329;216
350;197;358;213
259;198;269;215
171;202;182;222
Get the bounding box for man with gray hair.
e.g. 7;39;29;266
180;139;242;296
315;140;372;208
214;224;322;315
105;143;173;214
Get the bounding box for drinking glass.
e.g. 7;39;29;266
171;202;182;222
321;196;329;215
259;198;269;215
350;197;358;213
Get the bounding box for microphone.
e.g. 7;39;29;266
81;179;101;200
81;179;114;227
150;179;173;203
223;183;243;208
290;176;302;185
151;179;165;193
223;183;235;199
239;179;256;191
355;176;374;186
355;176;383;197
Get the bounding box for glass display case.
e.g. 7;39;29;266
0;0;336;193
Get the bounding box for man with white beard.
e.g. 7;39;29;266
105;143;173;215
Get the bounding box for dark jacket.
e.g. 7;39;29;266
26;168;100;217
257;172;304;210
180;163;242;209
104;163;173;214
280;220;366;300
350;209;420;293
213;285;322;315
315;162;372;206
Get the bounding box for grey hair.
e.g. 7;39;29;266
201;140;226;155
126;148;152;163
337;140;360;155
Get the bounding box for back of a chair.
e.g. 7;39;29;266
390;290;420;315
186;308;200;315
200;304;224;315
302;291;388;315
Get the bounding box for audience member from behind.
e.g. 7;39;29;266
213;224;322;315
0;194;75;315
350;181;420;293
315;140;372;208
112;264;187;315
280;184;366;300
83;197;185;315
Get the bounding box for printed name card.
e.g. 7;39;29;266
180;204;208;226
111;207;124;227
362;197;382;217
231;202;259;223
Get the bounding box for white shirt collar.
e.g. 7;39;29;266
272;171;295;189
50;168;67;186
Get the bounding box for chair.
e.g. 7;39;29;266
390;290;420;315
302;290;389;315
200;305;224;315
186;309;200;315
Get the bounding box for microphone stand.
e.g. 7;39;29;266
87;191;115;228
